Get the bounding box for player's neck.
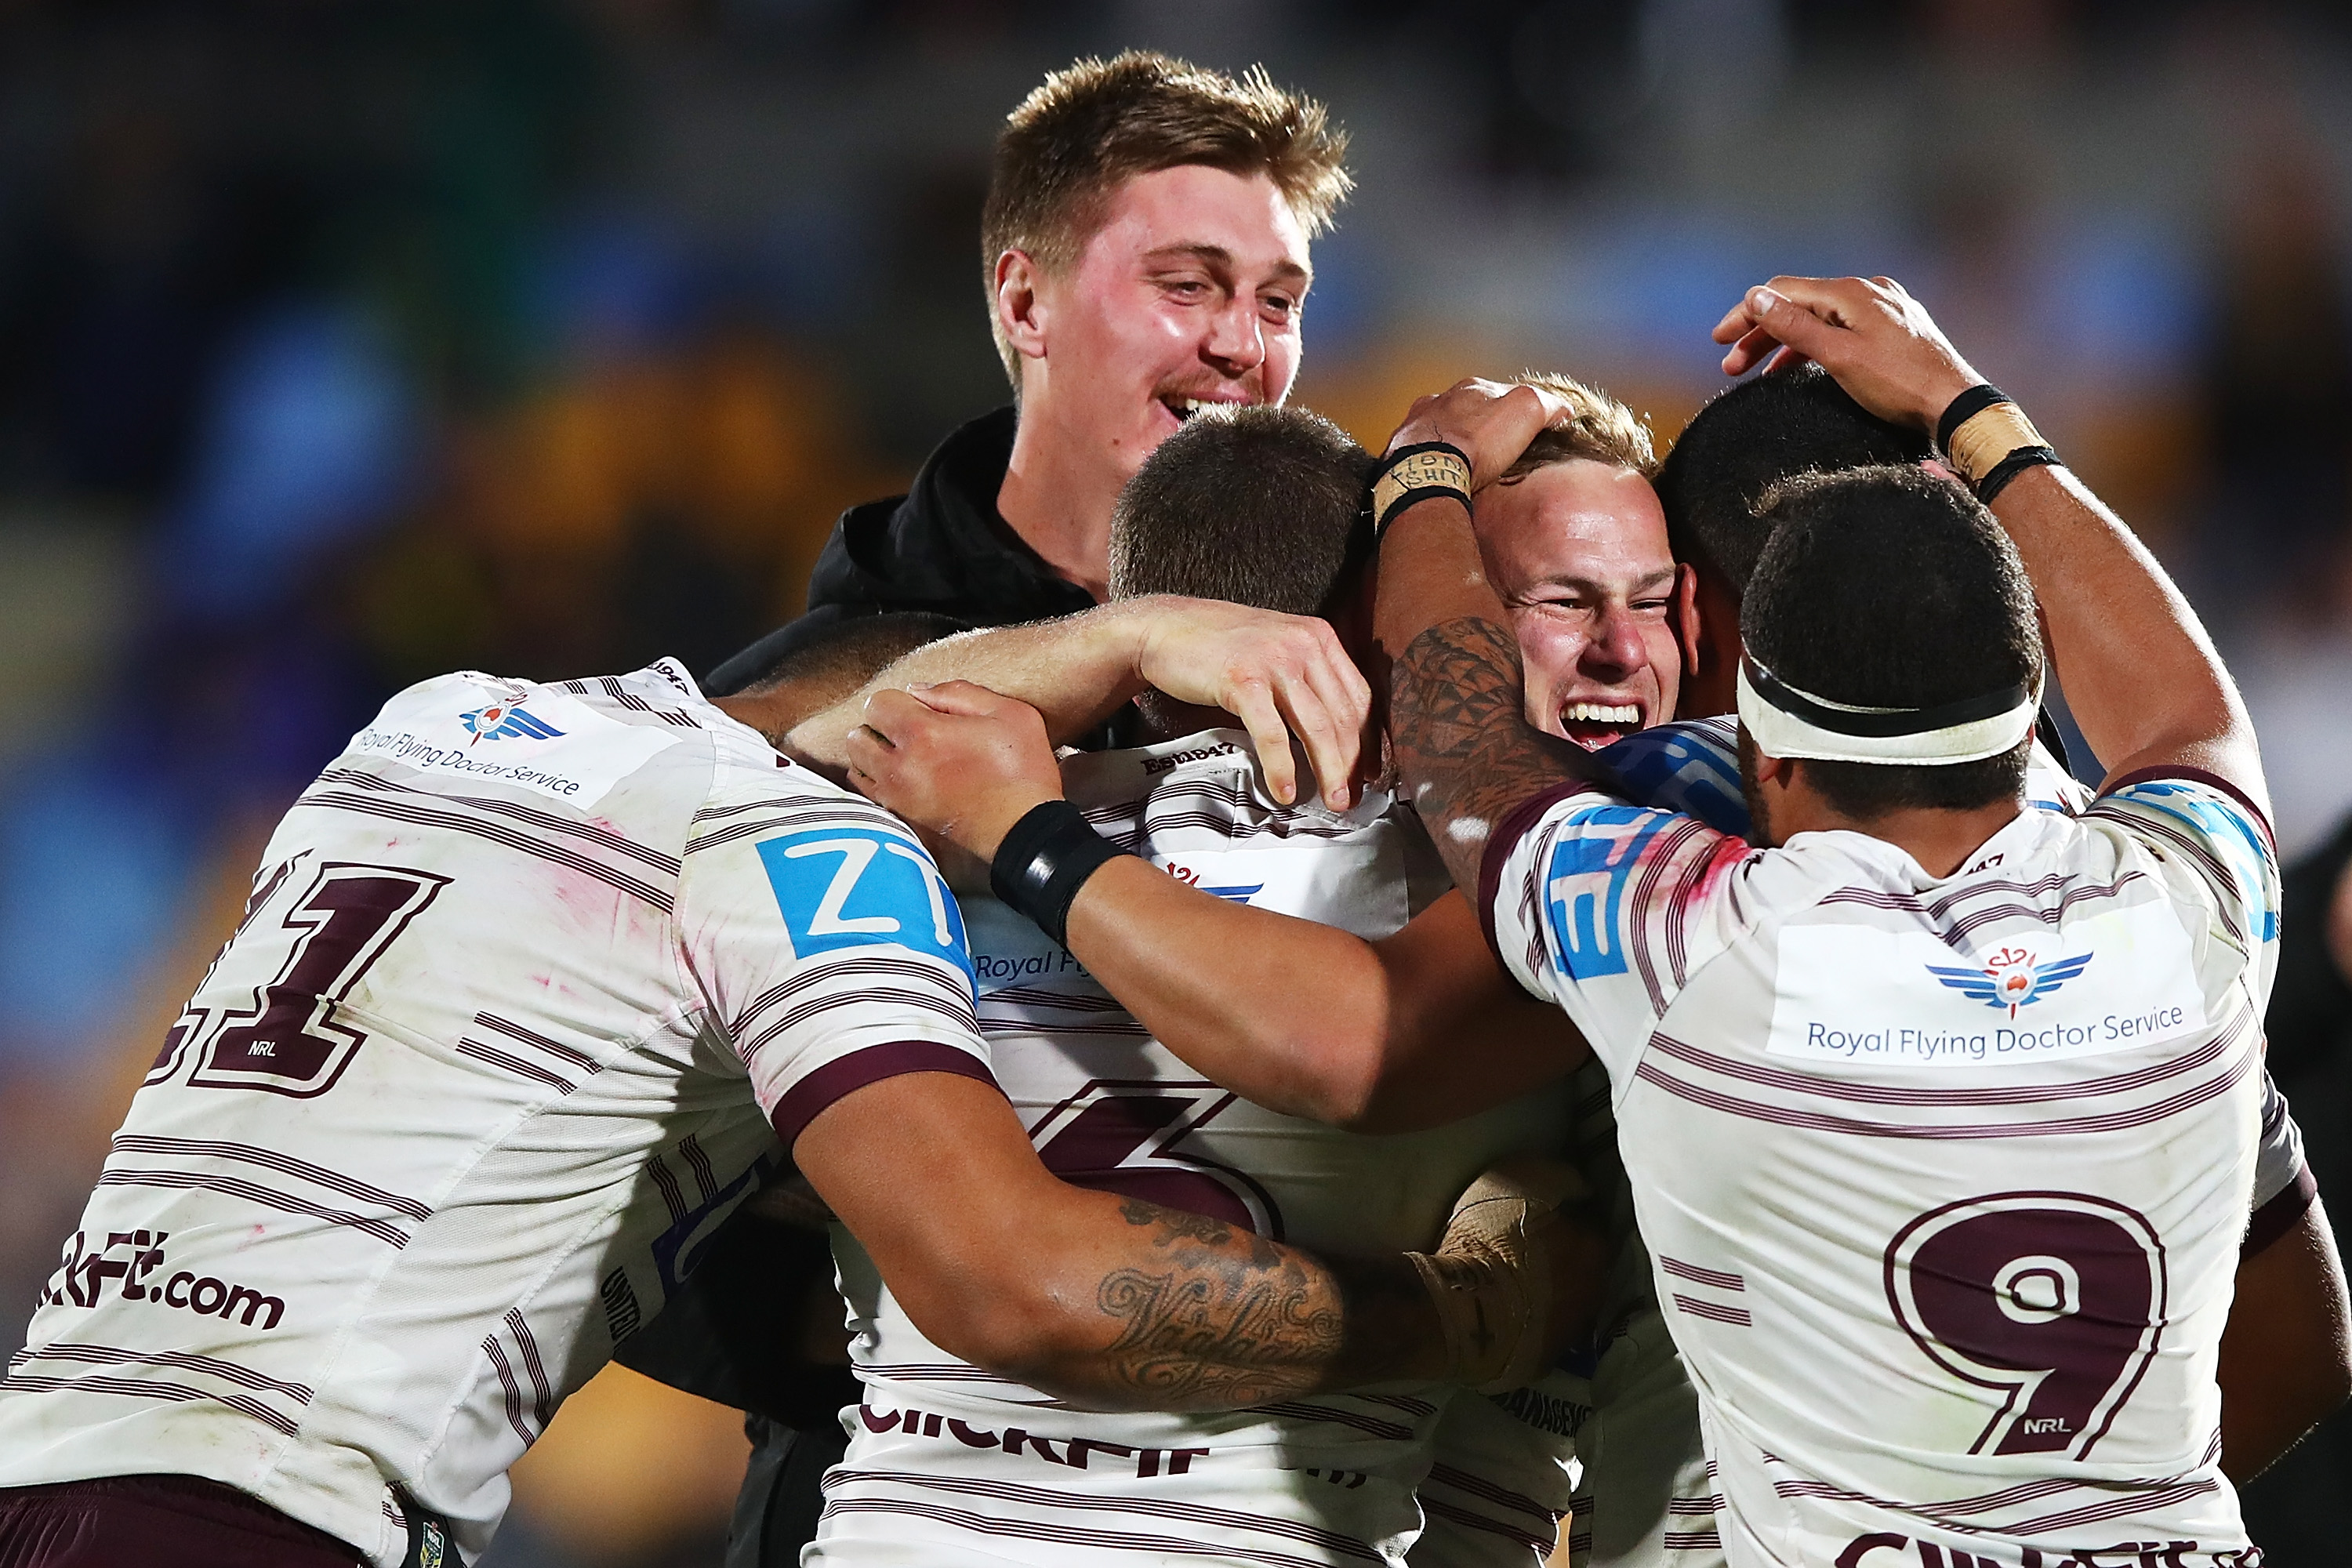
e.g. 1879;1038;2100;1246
996;399;1116;603
1780;791;2026;879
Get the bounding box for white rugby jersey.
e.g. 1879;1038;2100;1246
818;728;1573;1568
0;662;989;1567
1557;723;2310;1568
1485;763;2279;1568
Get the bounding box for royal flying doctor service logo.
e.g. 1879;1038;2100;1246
1926;944;2093;1018
1765;907;2199;1069
459;700;564;744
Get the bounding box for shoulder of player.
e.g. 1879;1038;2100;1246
685;747;920;861
1058;726;1254;802
1064;726;1394;833
2084;765;2276;857
1500;785;1750;873
325;663;722;831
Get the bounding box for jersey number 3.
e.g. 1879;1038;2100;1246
1884;1191;2168;1460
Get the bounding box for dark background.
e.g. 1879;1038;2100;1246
0;2;2344;1562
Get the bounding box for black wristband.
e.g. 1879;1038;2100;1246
1370;441;1474;543
1974;445;2060;505
1935;383;2013;456
989;800;1132;949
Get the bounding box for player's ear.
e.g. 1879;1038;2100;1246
995;249;1050;365
1672;563;1701;699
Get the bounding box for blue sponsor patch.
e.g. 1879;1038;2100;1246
1542;804;1671;982
757;827;974;982
2111;779;2278;940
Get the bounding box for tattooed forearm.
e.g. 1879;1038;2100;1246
1390;615;1601;893
1086;1198;1438;1410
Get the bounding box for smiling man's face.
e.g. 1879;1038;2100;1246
1475;459;1686;750
1025;163;1311;485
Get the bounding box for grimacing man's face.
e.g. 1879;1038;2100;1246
1475;458;1687;749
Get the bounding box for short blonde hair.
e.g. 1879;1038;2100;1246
1497;373;1657;481
982;52;1352;387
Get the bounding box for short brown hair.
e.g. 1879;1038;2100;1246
982;52;1352;386
1494;373;1657;484
1109;405;1372;618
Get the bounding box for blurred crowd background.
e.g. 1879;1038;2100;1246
1;1;2348;1563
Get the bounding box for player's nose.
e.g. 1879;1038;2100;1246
1201;296;1267;379
1581;606;1648;684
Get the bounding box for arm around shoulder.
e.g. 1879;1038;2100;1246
789;1068;1454;1410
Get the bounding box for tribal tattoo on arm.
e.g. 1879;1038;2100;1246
1389;615;1602;894
1091;1198;1439;1410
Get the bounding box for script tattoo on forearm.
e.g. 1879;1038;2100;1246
1092;1198;1428;1410
1389;615;1598;894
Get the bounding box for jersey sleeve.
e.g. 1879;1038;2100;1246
1595;717;1751;837
2083;767;2282;1011
677;760;996;1149
2246;1069;2318;1252
1481;783;1751;1076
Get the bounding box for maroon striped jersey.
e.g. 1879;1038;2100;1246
0;661;990;1566
814;728;1573;1568
1485;768;2279;1568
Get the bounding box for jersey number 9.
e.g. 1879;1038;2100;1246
1885;1191;2167;1461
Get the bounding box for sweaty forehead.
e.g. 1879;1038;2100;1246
1476;460;1672;593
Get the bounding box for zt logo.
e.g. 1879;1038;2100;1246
1542;805;1669;981
1885;1192;2166;1460
758;828;973;982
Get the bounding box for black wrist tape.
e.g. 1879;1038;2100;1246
1936;383;2013;456
1974;445;2060;505
990;800;1132;949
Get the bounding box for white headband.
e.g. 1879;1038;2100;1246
1737;657;2039;766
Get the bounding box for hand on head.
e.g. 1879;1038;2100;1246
847;598;1374;867
1711;275;1982;430
1385;378;1579;488
1127;597;1371;808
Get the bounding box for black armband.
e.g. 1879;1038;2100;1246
990;800;1133;949
1973;445;2061;505
1936;383;2061;503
